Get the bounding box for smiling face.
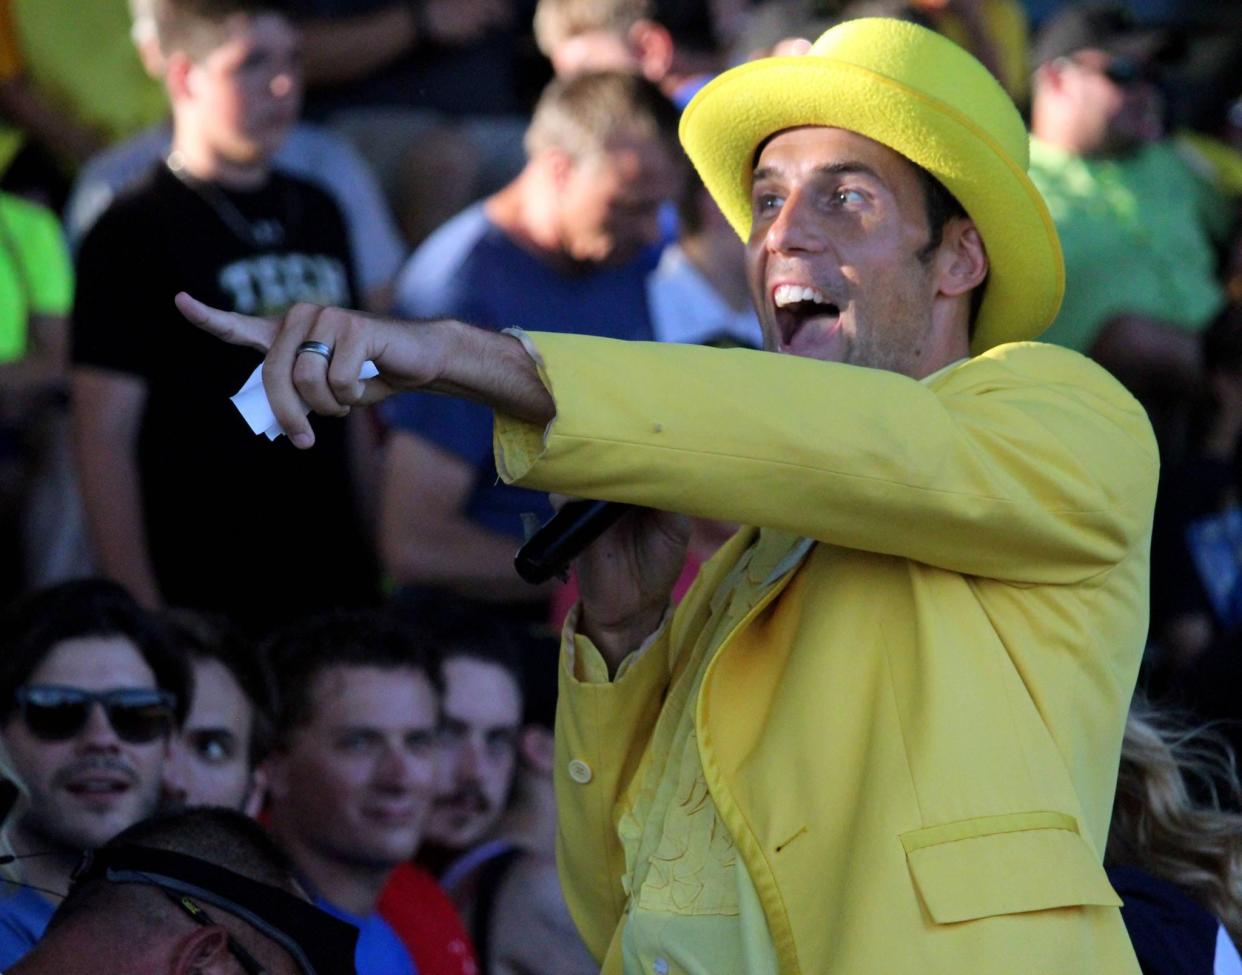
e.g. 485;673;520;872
266;666;439;874
746;126;969;378
1;637;170;855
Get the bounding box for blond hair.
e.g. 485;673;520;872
533;0;651;58
1107;697;1242;945
523;71;679;161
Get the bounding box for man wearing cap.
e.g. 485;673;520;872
7;806;358;975
179;15;1156;974
1027;4;1229;400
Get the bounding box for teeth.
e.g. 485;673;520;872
773;284;829;308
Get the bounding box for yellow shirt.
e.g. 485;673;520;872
573;530;811;975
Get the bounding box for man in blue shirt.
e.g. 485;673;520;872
262;611;445;975
379;71;681;620
0;579;189;968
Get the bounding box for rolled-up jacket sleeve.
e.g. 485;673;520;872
495;332;1158;586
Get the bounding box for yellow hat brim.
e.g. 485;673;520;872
679;23;1064;353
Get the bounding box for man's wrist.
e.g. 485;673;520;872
579;605;668;674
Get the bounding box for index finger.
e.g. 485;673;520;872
175;292;278;353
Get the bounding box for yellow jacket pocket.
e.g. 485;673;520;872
901;811;1122;924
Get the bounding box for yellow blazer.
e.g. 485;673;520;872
495;335;1158;974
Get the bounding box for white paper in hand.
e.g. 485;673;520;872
230;361;380;440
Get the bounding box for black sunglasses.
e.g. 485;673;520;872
14;685;176;744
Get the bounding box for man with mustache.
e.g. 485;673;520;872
418;619;523;883
180;15;1158;972
0;579;189;968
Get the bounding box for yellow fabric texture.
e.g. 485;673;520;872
14;0;166;145
494;333;1157;974
678;18;1063;356
578;531;802;974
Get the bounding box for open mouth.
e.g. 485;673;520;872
65;777;130;798
773;284;841;347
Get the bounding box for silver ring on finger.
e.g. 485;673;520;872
295;340;333;362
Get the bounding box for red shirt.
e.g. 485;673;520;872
378;862;479;975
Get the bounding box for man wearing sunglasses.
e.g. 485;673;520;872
1028;4;1229;413
0;579;189;969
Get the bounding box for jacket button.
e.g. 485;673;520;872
567;759;593;784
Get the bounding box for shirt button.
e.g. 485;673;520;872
653;958;669;975
567;759;593;784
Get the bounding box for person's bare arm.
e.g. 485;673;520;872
174;296;554;441
489;854;598;975
0;314;67;419
1089;312;1202;397
379;430;549;600
299;6;416;86
71;367;161;608
299;0;510;86
176;295;680;664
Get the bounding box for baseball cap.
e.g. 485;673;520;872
1032;4;1175;68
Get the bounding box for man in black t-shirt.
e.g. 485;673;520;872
71;0;378;635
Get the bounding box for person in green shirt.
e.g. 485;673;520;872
1027;5;1230;403
0;191;76;596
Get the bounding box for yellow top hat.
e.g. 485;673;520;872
679;18;1063;353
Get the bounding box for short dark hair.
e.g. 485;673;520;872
912;164;987;332
46;804;332;968
153;0;296;60
413;606;527;701
0;579;190;726
262;610;441;745
65;807;296;908
162;609;273;769
675;162;707;238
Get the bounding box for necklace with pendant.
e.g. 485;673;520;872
166;151;287;248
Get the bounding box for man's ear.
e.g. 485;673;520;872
243;762;270;819
629;19;674;83
518;726;554;776
1034;58;1069;94
258;750;289;805
543;145;575;190
935;219;989;299
164;50;197;103
170;925;234;975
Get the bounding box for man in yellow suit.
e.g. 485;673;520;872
180;16;1155;974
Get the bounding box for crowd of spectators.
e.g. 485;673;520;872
0;0;1240;970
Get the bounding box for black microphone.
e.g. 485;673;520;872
514;499;634;585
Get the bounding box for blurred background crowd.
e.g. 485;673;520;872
0;0;1241;971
